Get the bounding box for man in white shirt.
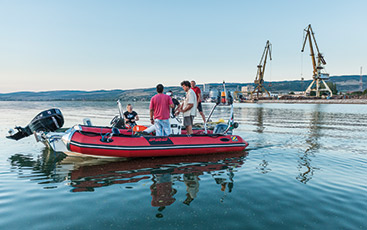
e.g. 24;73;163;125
176;81;197;135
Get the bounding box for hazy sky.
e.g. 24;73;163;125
1;0;366;93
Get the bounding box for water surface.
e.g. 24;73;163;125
0;101;366;229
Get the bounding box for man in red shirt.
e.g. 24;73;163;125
150;84;174;136
191;80;206;123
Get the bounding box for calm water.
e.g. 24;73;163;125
0;101;366;230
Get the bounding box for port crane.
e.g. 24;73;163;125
251;40;272;99
301;24;333;97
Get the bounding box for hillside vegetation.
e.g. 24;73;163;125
0;75;365;101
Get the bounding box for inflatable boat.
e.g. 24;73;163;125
7;95;248;158
61;125;248;158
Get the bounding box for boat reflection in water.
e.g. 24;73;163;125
66;151;247;214
9;149;247;215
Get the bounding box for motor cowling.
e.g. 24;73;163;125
170;117;182;135
7;108;64;141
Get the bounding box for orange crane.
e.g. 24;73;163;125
301;24;333;97
252;40;272;99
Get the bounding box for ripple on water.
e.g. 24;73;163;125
1;102;367;229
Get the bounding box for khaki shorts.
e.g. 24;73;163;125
183;116;194;127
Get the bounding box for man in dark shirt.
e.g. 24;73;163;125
123;104;139;127
167;90;180;117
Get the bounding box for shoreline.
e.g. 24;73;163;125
239;99;367;104
0;99;366;104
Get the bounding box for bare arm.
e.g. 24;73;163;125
175;103;183;116
134;114;139;121
173;106;179;114
150;109;154;124
182;103;194;113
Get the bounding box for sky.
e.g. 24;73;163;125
0;0;366;93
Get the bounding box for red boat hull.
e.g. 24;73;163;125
67;129;248;158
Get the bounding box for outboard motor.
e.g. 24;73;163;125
83;118;93;126
170;117;182;135
7;108;64;141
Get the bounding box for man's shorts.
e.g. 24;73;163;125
197;102;203;112
183;116;194;127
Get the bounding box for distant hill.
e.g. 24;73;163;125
225;75;367;93
0;87;185;101
0;90;125;101
328;75;367;92
0;75;366;101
